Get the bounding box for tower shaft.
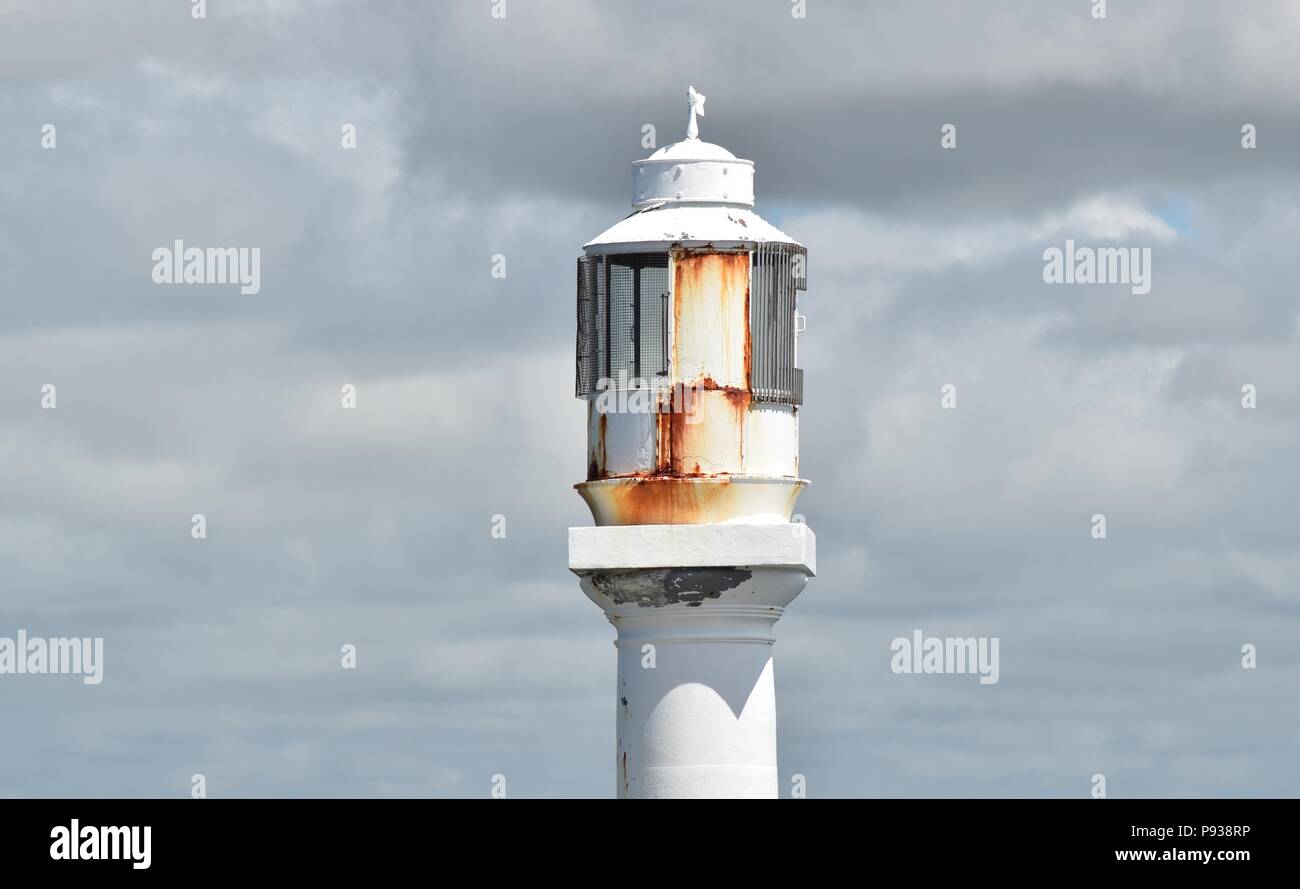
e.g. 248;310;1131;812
570;525;814;798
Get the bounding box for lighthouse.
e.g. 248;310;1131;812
569;88;815;799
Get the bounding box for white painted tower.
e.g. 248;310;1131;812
569;88;816;799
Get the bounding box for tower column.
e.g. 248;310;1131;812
571;524;815;799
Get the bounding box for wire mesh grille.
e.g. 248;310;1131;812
638;261;669;382
575;253;670;397
607;262;636;381
575;257;593;396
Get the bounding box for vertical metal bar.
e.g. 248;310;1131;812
772;245;779;400
760;244;768;399
764;244;769;398
777;245;785;401
779;244;786;401
784;246;793;401
750;247;758;398
660;290;668;380
591;258;599;393
602;256;611;382
632;263;641;381
754;244;759;397
778;245;785;401
789;247;795;399
665;252;674;388
575;257;583;397
754;243;759;395
759;241;769;397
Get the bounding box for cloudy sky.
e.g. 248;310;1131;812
2;0;1297;798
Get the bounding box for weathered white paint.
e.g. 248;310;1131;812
571;523;815;799
569;522;815;572
587;399;656;477
744;403;799;477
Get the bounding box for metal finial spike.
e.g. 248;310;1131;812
687;85;706;140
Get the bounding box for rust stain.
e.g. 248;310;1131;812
743;271;751;388
576;476;807;526
655;402;674;474
671;254;687;381
720;387;750;411
719;253;737;364
695;375;745;394
667;392;692;474
649;387;747;477
587;412;608;481
603;476;733;524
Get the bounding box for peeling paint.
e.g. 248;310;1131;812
590;566;754;607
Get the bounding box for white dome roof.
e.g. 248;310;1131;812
646;139;738;161
631;149;754;209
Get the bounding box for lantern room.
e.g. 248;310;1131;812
574;88;809;527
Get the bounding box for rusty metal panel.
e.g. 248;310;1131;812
671;250;749;390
